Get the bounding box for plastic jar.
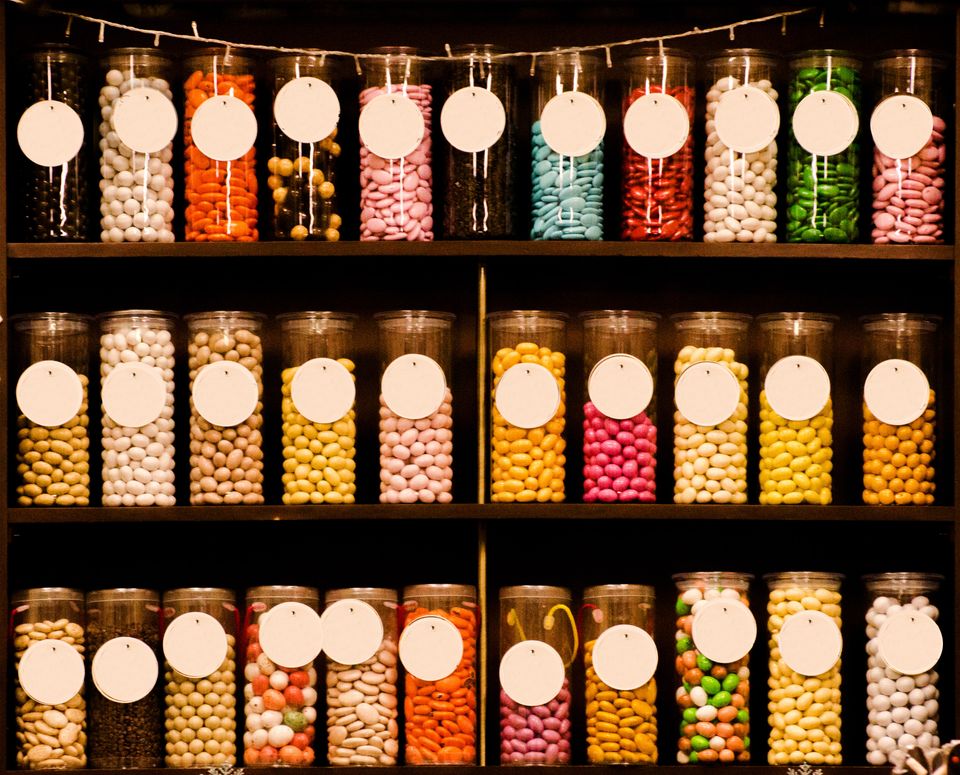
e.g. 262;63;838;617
269;55;341;241
531;52;605;240
499;586;575;764
12;588;87;769
13;313;93;507
765;572;844;765
582;311;659;504
582;584;657;764
185;311;265;505
704;50;780;243
376;311;455;503
401;584;478;764
621;49;695;241
672;312;751;504
98;311;177;506
861;314;939;505
489;311;568;503
359;47;433;241
183;49;258;242
757;313;837;505
98;49;176;243
870;51;948;244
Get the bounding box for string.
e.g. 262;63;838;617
544;604;579;668
506;607;527;642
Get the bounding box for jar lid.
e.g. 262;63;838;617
757;312;838;331
11;312;94;332
184;47;257;65
325;587;397;603
764;571;844;590
246;585;319;603
625;47;695;64
861;313;940;333
500;585;571;600
583;584;655;600
403;583;476;601
581;310;660;330
103;47;174;62
375;310;456;329
673;571;754;588
12;587;84;606
163;588;236;606
277;311;357;330
863;572;943;595
184;310;266;327
87;588;160;604
671;311;752;332
97;309;178;325
487;310;569;328
877;49;950;66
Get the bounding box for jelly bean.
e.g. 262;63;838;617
500;680;571;763
862;391;936;505
759;393;833;505
380;387;452;503
268;143;340;241
583;402;656;502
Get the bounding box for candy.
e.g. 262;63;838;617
759;394;833;505
499;680;572;764
531;123;603;240
379;387;452;503
582;402;656;503
862;391;936;505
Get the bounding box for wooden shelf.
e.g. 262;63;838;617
13;767;885;775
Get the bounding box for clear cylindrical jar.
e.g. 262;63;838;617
278;312;357;505
21;46;90;241
861;314;939;505
757;313;837;505
489;311;568;503
672;313;751;504
86;588;164;769
324;588;399;766
183;49;258;242
269;55;341;241
621;49;695;241
863;573;942;765
531;52;605;240
499;586;575;764
98;311;177;506
786;52;861;243
582;585;657;765
13;313;93;506
12;588;87;769
871;51;948;244
359;47;433;241
704;50;780;243
376;311;455;504
98;49;176;243
765;573;844;765
674;572;752;764
186;311;265;504
444;45;516;238
402;584;478;764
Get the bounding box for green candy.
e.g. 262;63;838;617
696;654;713;672
683;707;699;723
676;636;692;655
676;598;691;616
689;751;699;763
737;708;750;723
700;675;721;695
722;673;740;692
801;228;823;242
284;710;307;732
690;735;710;752
709;690;733;707
743;735;751;750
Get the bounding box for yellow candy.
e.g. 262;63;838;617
759;392;833;505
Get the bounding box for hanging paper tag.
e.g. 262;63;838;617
162;611;228;680
18;639;85;705
91;636;159;703
715;85;780;153
112;87;178;153
18;100;84;166
398;615;463;681
259;602;324;669
17;360;84;427
274;76;341;143
319;599;384;666
623;92;690;159
441;86;506;153
870;94;934;160
381;353;446;420
359;92;425;159
190;95;258;162
291;357;355;425
778;610;842;676
102;362;166;428
878;610;943;675
675;362;740;426
864;359;930;426
792;90;859;156
591;624;658;690
764;355;831;421
587;353;654;420
540;91;606;157
691;598;756;663
499;640;565;707
494;362;560;429
193;361;259;427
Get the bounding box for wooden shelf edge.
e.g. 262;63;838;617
14;767;885;774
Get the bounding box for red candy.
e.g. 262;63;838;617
582;402;657;502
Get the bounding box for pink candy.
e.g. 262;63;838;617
500;680;571;764
582;402;657;503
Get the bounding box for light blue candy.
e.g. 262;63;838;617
585;225;602;240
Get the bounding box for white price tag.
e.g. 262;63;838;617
102;361;166;428
691;598;756;663
623;92;690;159
18;101;84;166
274;76;341;144
399;615;464;681
878;610;943;676
291;357;355;425
91;636;159;703
871;94;934;160
191;95;258;162
259;602;324;669
540;91;606;157
499;640;565;707
18;639;85;705
359;92;425;160
17;360;84;427
675;361;740;427
441;86;506;153
193;361;259;427
587;353;653;420
494;362;560;429
778;610;842;676
162;611;228;679
864;359;930;426
112;87;178;153
381;353;446;420
792;90;859;157
715;85;780;153
764;355;831;421
592;624;658;690
319;599;384;666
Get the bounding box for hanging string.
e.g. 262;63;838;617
781;14;788;35
658;38;665;57
729;25;735;41
154;32;160;46
353;55;362;76
444;43;453;58
97;21;104;43
819;8;825;27
604;46;612;68
529;54;537;77
191;20;199;38
64;16;72;38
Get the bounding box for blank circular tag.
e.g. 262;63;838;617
540;91;606;157
18;100;84;166
259;602;324;669
18;639;85;705
274;76;341;144
623;92;690;159
102;362;166;428
499;640;565;707
588;353;654;420
691;598;756;664
291;357;356;425
779;610;842;676
112;86;178;154
764;355;831;421
399;615;463;681
382;354;446;420
793;90;859;157
715;85;780;153
359;92;425;159
864;359;930;426
191;95;258;162
162;611;228;680
193;361;258;427
91;636;159;703
495;362;561;429
592;624;658;690
441;86;506;153
17;360;84;427
675;361;740;427
871;94;934;160
878;610;943;675
319;599;384;666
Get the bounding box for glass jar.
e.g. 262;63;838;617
765;572;843;765
861;314;939;505
185;311;265;505
443;45;516;238
376;311;455;504
672;312;751;504
863;573;942;765
871;51;948;244
98;49;176;243
12;588;87;769
531;51;604;240
269;55;341;241
359;47;433;241
581;311;659;504
489;311;568;503
704;50;780;243
757;313;837;505
582;585;657;764
13;313;93;507
402;584;478;764
278;312;357;505
499;586;575;764
183;49;258;242
621;49;695;241
86;588;164;769
98;311;177;507
786;52;861;243
162;588;238;768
